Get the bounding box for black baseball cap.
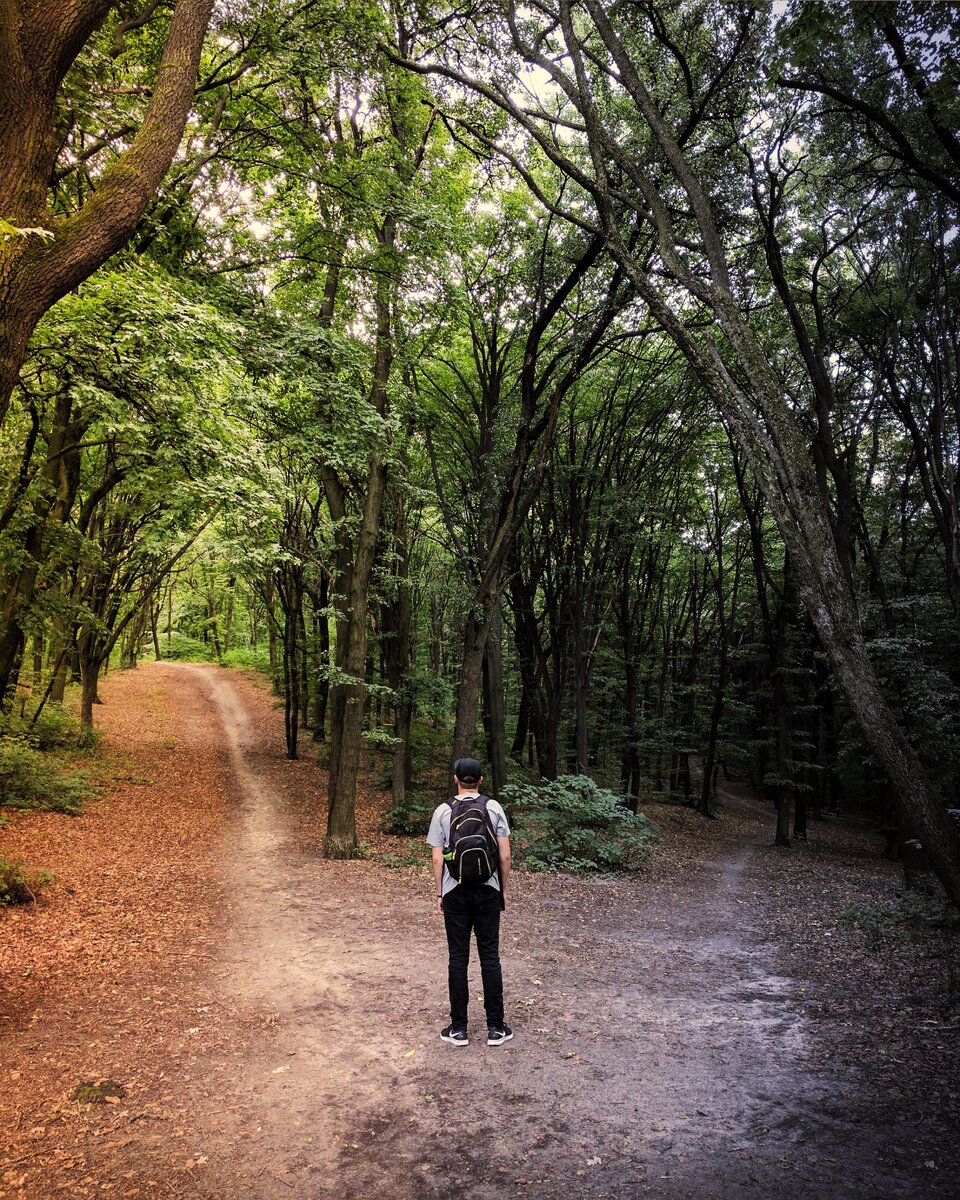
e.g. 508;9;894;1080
453;757;483;784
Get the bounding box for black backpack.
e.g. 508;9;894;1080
443;795;499;884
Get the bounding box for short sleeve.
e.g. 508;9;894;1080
426;804;449;848
488;800;510;838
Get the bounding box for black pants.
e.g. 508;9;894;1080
442;884;504;1029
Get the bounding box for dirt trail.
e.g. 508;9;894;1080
178;664;954;1200
3;662;957;1199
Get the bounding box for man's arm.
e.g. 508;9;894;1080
432;846;444;914
498;835;511;902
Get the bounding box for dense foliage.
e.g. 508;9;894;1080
504;776;660;873
2;1;959;897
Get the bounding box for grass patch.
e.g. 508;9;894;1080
838;891;960;951
838;891;960;1003
381;848;429;869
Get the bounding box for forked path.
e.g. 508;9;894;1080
171;663;951;1200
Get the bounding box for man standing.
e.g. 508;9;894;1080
427;757;513;1047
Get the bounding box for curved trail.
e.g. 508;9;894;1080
170;664;938;1200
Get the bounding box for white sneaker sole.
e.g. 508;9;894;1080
487;1032;513;1046
440;1034;469;1046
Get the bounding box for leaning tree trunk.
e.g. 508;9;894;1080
0;0;214;424
567;0;960;903
380;502;413;808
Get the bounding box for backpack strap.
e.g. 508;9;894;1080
477;795;503;893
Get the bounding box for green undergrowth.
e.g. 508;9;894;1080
0;853;54;905
220;645;273;673
381;847;430;869
155;632;212;662
382;770;660;875
503;774;660;874
839;890;960;951
383;790;437;837
838;891;960;1004
1;701;96;814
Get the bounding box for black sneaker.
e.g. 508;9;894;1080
440;1025;469;1046
487;1025;513;1046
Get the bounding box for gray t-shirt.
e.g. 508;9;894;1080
426;794;510;898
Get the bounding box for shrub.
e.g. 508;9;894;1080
502;775;659;874
0;740;90;814
0;853;54;904
1;702;80;751
383;790;437;837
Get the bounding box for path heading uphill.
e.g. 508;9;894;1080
1;663;957;1199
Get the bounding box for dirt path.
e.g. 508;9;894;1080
3;662;958;1199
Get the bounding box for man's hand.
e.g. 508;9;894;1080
436;895;444;915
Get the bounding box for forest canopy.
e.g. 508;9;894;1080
2;1;960;898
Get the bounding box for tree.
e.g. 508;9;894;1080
0;0;214;424
418;196;631;785
0;258;249;724
400;0;960;903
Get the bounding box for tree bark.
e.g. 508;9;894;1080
324;457;388;855
324;220;395;856
482;604;507;799
452;603;490;763
380;495;413;807
0;389;83;702
311;576;330;741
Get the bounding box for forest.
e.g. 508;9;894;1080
1;0;960;901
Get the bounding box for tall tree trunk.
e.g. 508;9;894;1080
311;576;330;741
772;666;793;847
77;631;104;730
151;600;162;662
205;569;222;660
482;604;507;799
0;390;82;702
223;576;236;654
510;690;529;763
699;660;726;819
380;498;413;808
452;604;490;762
325;457;389;856
619;566;642;810
278;568;302;761
298;604;310;730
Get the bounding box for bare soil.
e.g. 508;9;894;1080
2;662;958;1199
